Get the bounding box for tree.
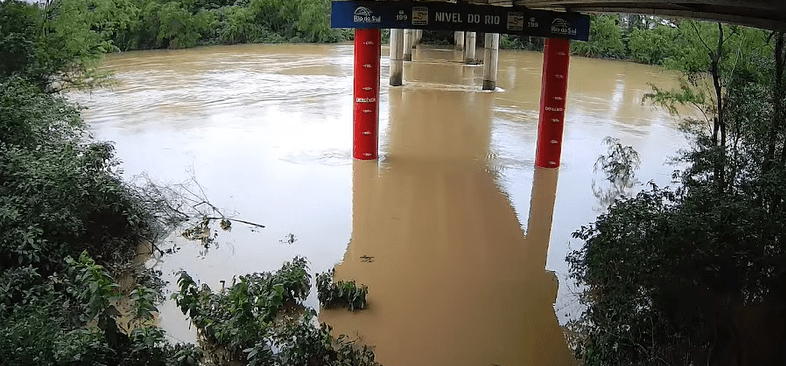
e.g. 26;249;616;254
646;22;771;193
571;15;625;58
0;0;114;90
156;1;212;48
569;26;786;366
627;25;678;64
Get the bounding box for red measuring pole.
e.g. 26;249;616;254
353;29;382;160
535;38;571;168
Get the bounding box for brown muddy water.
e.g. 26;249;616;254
70;43;689;365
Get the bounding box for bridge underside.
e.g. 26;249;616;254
393;0;786;31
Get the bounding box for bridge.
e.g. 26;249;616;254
469;0;786;31
331;0;784;166
324;3;785;359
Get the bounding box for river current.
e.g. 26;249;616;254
70;43;688;366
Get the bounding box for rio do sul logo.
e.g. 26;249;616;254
354;6;381;23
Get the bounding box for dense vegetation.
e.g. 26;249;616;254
567;21;786;366
502;14;773;70
23;0;351;51
174;258;378;366
1;0;192;362
5;0;786;364
0;1;375;365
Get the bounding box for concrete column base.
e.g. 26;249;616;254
389;29;404;86
482;80;495;90
403;29;413;61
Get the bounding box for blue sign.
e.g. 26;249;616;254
331;1;590;41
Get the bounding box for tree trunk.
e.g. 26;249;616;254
764;33;784;174
711;23;726;192
773;32;786;168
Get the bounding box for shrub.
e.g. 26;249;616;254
174;258;378;365
0;253;200;366
0;78;156;273
316;269;368;311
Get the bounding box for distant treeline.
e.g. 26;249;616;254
35;0;351;51
501;14;771;67
17;0;774;69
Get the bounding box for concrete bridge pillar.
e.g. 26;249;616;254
535;38;571;168
389;29;404;86
403;29;414;61
454;31;465;51
464;31;476;63
482;33;499;90
353;29;381;160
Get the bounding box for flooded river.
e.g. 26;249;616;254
71;43;687;365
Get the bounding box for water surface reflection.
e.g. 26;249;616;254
321;55;574;365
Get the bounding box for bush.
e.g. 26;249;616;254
173;257;312;363
0;78;155;273
0;253;200;366
156;2;212;48
316;269;368;311
568;29;786;365
174;258;378;365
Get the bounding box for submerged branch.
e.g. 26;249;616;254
130;171;265;250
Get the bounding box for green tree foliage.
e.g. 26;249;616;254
627;25;679;64
173;258;379;366
568;30;786;366
645;23;772;192
156;2;213;48
593;137;641;186
1;0;350;53
223;0;348;43
499;35;543;51
0;1;39;78
214;5;259;44
0;77;156;273
0;3;198;365
0;253;202;366
571;14;625;58
0;0;109;90
91;0;350;49
659;22;771;75
0;2;379;365
1;1;159;274
591;137;641;208
316;269;369;311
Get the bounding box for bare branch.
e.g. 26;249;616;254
689;21;713;55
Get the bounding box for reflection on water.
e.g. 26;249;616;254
320;49;574;365
322;160;571;366
69;43;689;359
